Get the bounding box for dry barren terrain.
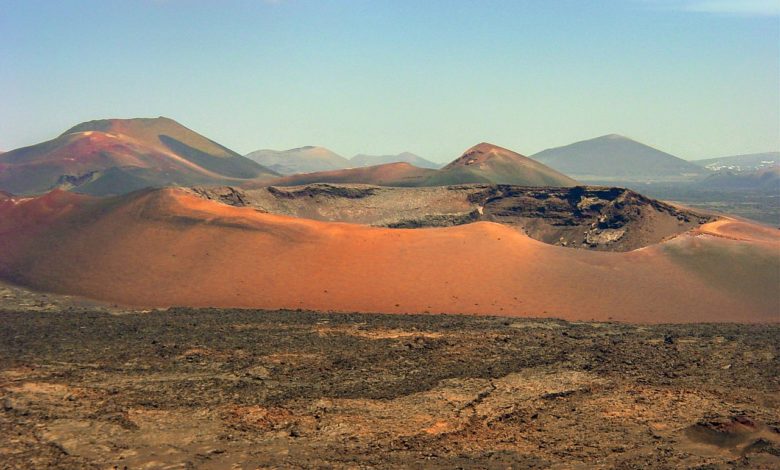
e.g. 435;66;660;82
1;187;777;323
1;304;778;469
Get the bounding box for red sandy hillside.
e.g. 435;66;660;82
0;188;777;323
0;117;277;196
435;143;578;186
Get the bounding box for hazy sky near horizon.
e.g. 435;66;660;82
1;0;778;162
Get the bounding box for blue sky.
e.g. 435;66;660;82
1;0;777;162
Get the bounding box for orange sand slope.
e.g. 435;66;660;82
0;188;777;323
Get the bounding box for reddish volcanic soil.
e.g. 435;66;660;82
1;131;224;182
0;188;777;323
0;117;277;195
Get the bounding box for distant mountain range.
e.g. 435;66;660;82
689;152;780;191
268;143;577;188
350;152;441;169
245;148;442;175
692;152;779;172
245;146;351;175
4;118;774;197
696;165;780;191
1;120;575;195
532;134;709;182
0;117;277;195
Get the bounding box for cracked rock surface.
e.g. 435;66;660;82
1;307;777;469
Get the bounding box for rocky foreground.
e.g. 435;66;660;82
1;305;778;469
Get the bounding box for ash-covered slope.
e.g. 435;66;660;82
0;117;277;195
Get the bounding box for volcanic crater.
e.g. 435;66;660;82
191;184;713;251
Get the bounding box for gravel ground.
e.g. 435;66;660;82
1;307;778;469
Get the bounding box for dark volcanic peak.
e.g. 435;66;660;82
0;117;277;196
436;142;579;187
62;116;174;136
532;134;709;182
58;116;253;162
444;142;515;168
